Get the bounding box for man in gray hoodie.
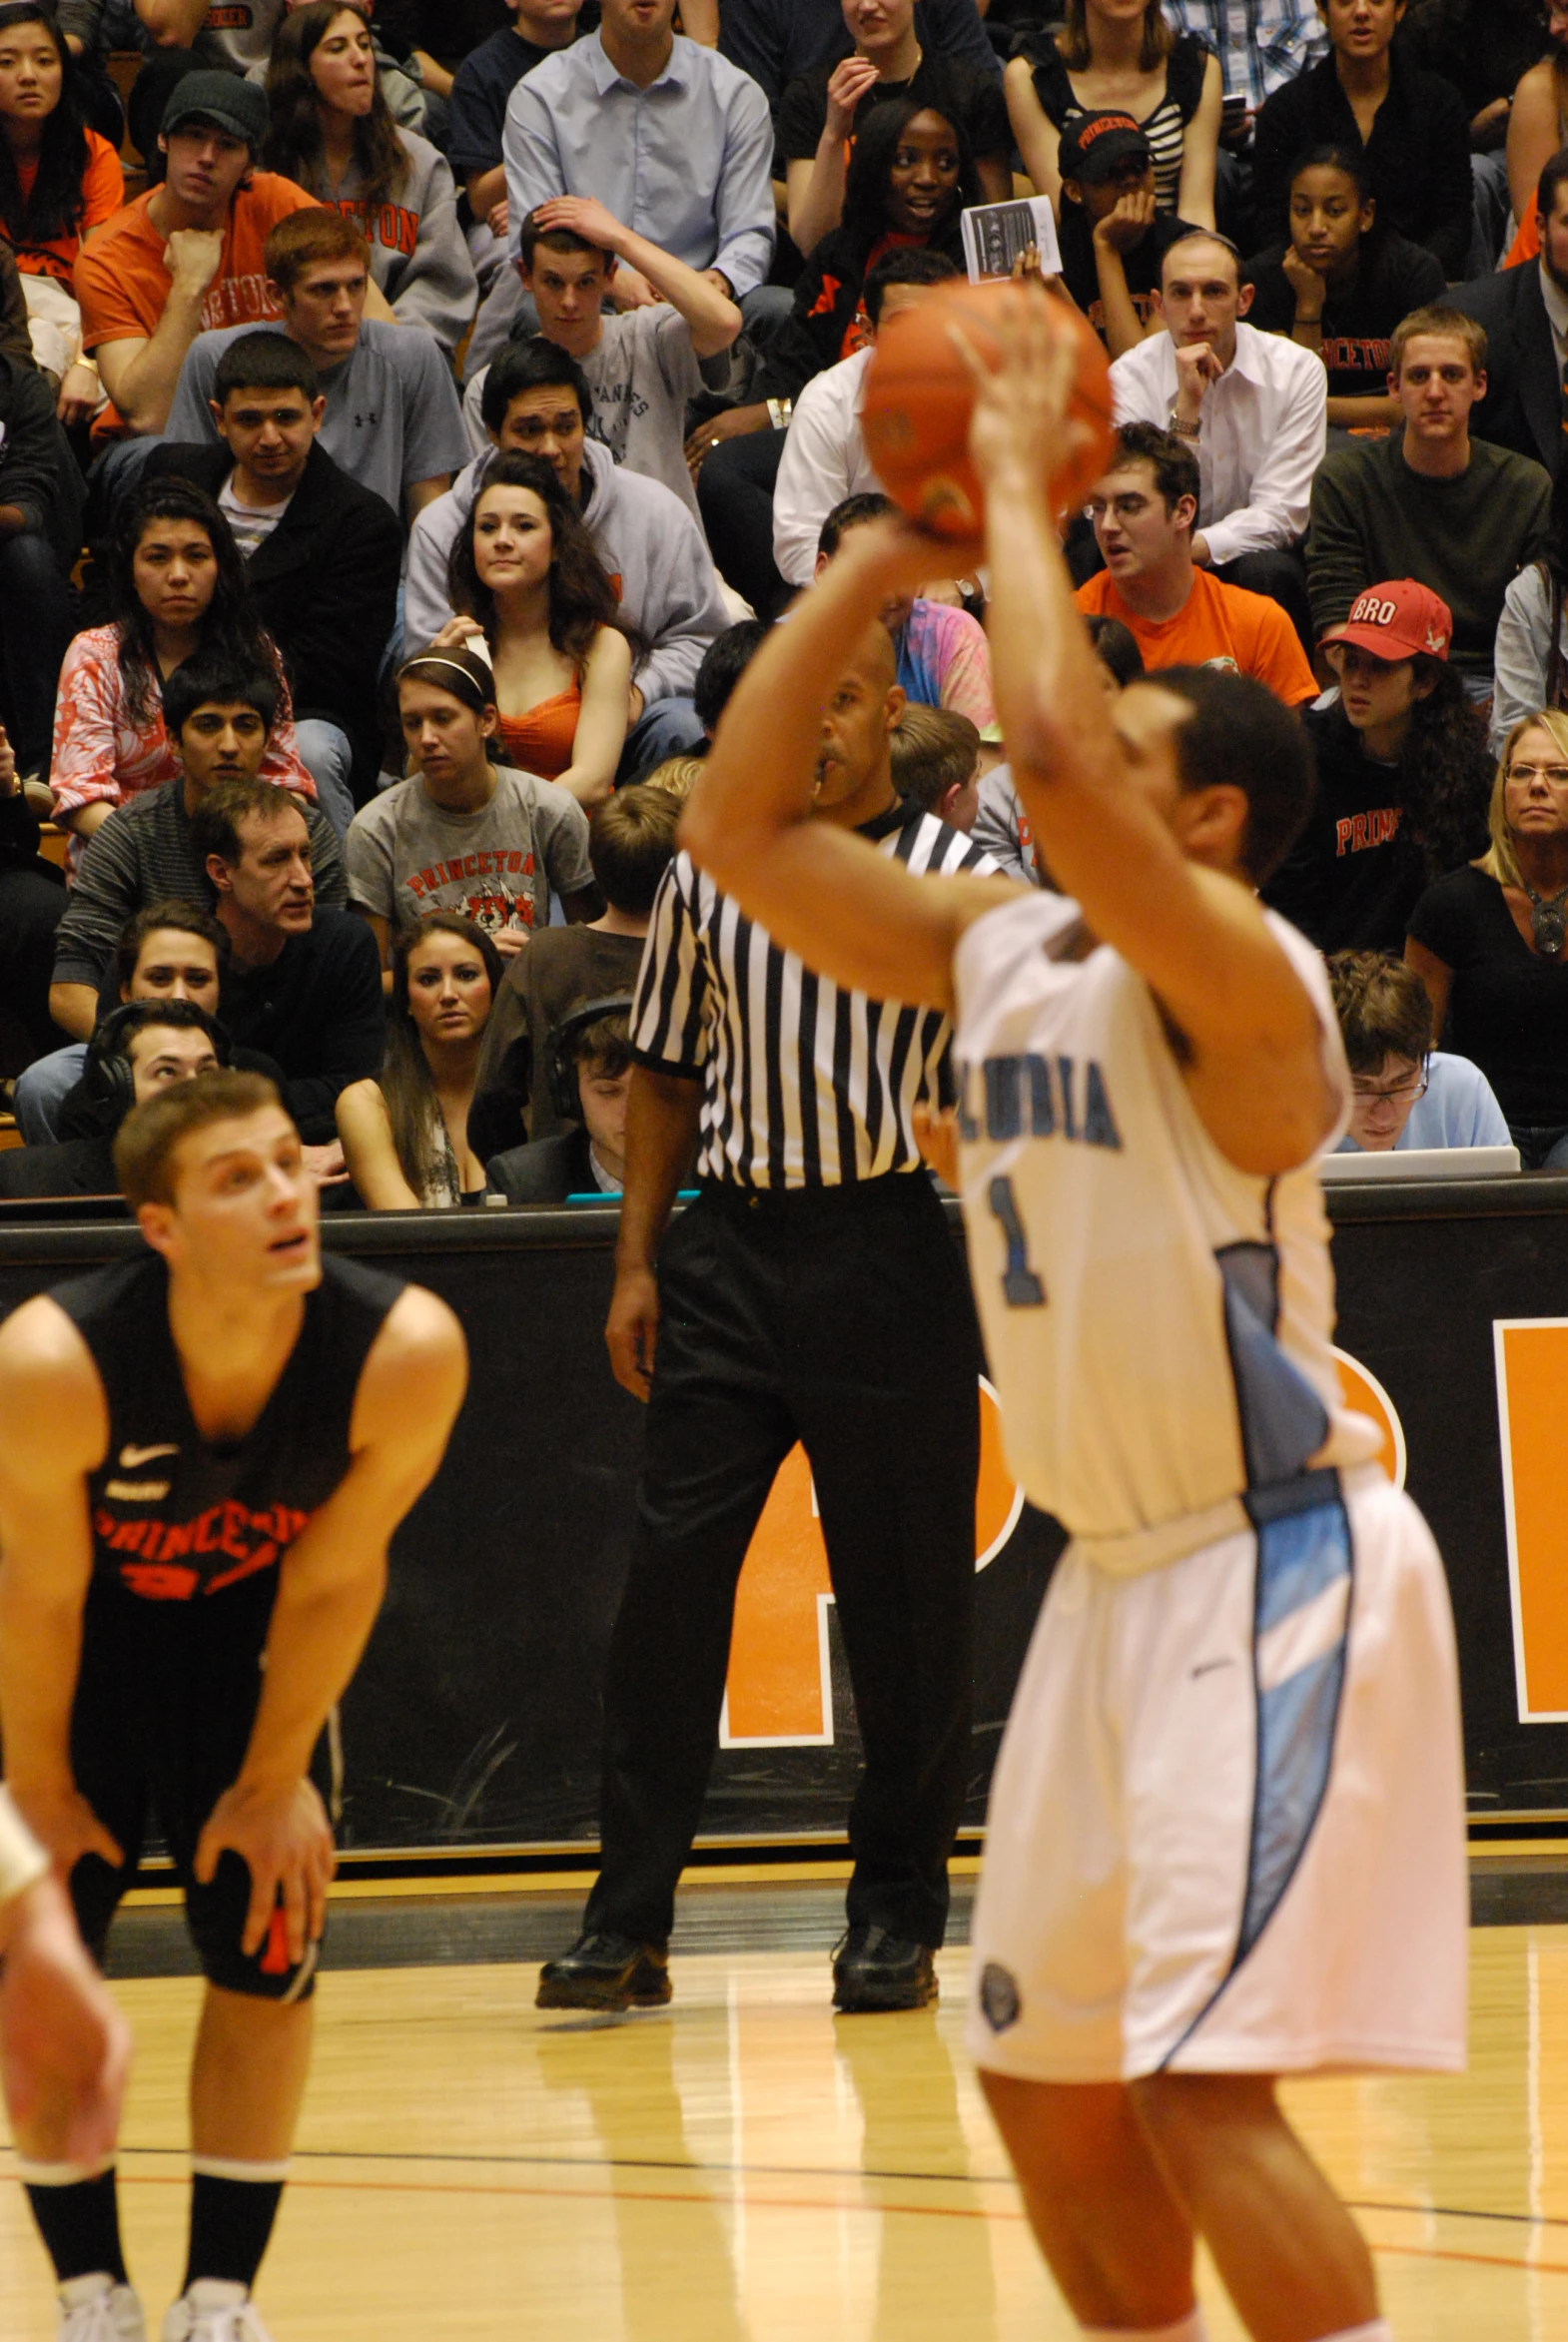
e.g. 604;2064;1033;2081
404;338;726;779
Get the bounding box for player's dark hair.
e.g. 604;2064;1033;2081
693;619;768;733
263;0;408;211
818;491;898;561
163;654;281;742
1287;141;1373;213
115;1068;284;1207
382;913;503;1202
114;899;231;995
1085;613;1145;687
480;337;592;433
589;784;679;916
190;775;310;889
864;245;961;328
889;705;980;815
111;481;273;729
212;330;321;405
1107;421;1199;517
842;98;982;254
517;209;609;273
447;449;637;673
1156;665;1315;885
0;4;91;249
1326;951;1433;1075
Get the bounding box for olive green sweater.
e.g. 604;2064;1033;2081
1307;430;1551;677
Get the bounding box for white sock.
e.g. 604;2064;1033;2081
1081;2314;1208;2342
1319;2327;1394;2342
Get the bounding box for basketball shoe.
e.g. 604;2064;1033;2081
57;2276;147;2342
160;2283;273;2342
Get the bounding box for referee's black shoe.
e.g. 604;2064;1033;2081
831;1927;938;2013
535;1932;672;2011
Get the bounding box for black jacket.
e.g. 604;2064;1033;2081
147;439;401;791
1253;52;1473;276
0;346;83;569
1450;261;1563;479
218;908;386;1145
485;1127;599;1204
0;1136;117;1198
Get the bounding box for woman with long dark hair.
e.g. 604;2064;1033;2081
439;449;634;808
1263;578;1493;956
688;101;982;614
264;0;475;354
337;911;503;1206
49;479;318;845
1242;142;1444;432
0;0;119;423
1007;0;1219;225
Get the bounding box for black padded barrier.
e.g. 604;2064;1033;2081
0;1178;1564;1856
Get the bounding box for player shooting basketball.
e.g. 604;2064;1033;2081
0;1073;466;2342
678;289;1467;2342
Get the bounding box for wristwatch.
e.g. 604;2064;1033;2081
1168;412;1200;439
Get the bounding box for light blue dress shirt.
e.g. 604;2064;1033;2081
1334;1052;1513;1154
502;32;776;300
1166;1;1327;108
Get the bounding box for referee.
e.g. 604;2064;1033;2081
537;621;994;2016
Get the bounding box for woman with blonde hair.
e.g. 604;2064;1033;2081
1406;710;1568;1166
1006;0;1220;224
336;912;503;1207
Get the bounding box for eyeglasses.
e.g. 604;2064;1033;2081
1507;763;1568;785
1350;1072;1429;1107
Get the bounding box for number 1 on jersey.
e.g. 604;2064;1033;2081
988;1174;1046;1307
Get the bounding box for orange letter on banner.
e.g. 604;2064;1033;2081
1496;1322;1568;1720
722;1383;1024;1748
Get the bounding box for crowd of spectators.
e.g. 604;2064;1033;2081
5;0;1568;1205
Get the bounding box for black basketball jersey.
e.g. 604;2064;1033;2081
52;1251;404;1603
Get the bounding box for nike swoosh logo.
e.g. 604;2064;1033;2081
119;1443;178;1468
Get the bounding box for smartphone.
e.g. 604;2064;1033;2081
1221;90;1248;130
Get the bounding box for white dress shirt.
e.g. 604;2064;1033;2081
772;347;882;586
1109;320;1326;565
502;32;776;300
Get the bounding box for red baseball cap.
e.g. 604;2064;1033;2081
1319;579;1453;663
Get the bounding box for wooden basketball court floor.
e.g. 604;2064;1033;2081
5;1860;1568;2340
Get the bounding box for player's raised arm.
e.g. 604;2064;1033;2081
194;1286;467;1960
961;289;1337;1174
680;524;1016;1014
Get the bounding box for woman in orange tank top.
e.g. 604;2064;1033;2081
436;449;635;808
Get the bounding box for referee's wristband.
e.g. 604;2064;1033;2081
0;1786;48;1907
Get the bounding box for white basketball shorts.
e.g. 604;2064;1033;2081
966;1467;1468;2083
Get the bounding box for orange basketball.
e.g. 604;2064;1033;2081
860;280;1115;540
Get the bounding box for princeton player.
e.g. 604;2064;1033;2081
676;293;1466;2342
0;1073;466;2342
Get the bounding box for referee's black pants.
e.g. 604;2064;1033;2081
586;1172;982;1951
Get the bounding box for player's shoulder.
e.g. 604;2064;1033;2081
952;885;1090;1024
0;1283;115;1461
356;1280;467;1430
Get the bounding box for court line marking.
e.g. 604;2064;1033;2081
6;2168;1564;2271
7;2141;1558;2236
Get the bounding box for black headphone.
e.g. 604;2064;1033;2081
77;1002;232;1134
544;995;634;1125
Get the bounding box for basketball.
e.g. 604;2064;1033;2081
860;280;1115;539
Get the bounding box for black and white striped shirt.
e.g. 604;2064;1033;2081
631;805;996;1188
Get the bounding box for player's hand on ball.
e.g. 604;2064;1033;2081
606;1263;661;1402
912;1103;961;1190
951;285;1098;500
12;1781;124;1879
0;1873;129;2164
195;1777;335;1965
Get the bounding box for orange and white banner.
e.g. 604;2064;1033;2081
1495;1320;1568;1722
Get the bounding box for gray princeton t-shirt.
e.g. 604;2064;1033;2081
345;765;593;939
165;321;470;515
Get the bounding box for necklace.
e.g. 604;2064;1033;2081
1526;882;1568;957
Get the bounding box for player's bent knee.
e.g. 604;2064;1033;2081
1128;2070;1279;2170
981;2068;1144;2185
187;1857;324;2004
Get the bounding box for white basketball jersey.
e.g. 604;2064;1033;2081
952;891;1381;1574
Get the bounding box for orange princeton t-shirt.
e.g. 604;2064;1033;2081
1076;565;1318;708
73;173;319;356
